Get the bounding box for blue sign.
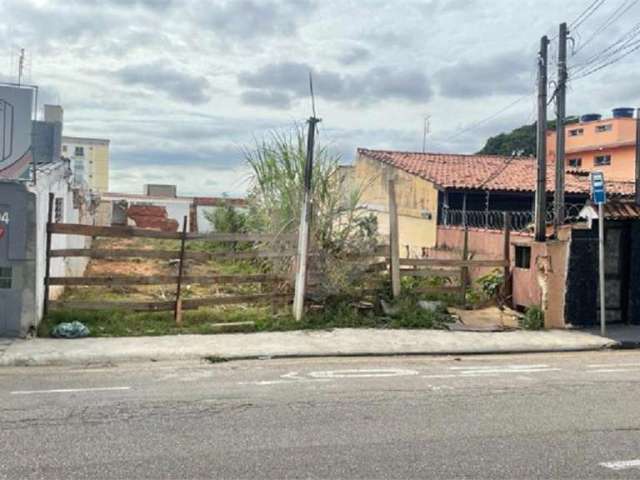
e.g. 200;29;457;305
590;171;606;204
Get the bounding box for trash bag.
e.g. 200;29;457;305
51;321;90;339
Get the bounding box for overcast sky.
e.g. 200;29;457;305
1;0;639;196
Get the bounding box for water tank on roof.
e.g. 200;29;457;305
581;113;602;122
612;107;635;118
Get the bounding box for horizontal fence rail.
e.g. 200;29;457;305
44;218;299;322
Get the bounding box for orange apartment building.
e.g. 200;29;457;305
547;107;639;181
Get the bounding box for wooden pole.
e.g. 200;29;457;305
174;216;188;326
293;116;321;321
388;178;401;299
554;22;568;236
502;211;512;305
42;193;55;319
535;35;549;242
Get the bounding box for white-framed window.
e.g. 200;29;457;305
74;146;84;156
568;128;584;137
594;155;611;166
596;124;612;133
568;158;582;168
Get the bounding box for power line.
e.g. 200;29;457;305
573;0;639;55
572;38;640;79
570;0;606;30
571;19;640;73
444;95;530;143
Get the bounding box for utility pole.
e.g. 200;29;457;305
635;108;640;205
534;35;549;242
554;22;568;235
293;115;321;321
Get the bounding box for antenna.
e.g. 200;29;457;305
422;115;431;153
308;71;317;118
18;48;25;86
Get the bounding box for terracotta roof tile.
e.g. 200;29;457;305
357;148;635;197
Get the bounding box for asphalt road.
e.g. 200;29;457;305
1;351;640;479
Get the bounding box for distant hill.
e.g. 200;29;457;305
477;117;578;156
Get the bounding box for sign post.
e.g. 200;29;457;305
590;171;607;336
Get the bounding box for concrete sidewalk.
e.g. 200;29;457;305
0;328;617;367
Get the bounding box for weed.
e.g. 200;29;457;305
521;305;544;330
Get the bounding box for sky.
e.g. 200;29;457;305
1;0;639;196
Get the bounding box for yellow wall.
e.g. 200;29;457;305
547;117;637;180
354;153;439;255
62;137;110;192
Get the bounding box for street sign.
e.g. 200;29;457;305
590;171;606;204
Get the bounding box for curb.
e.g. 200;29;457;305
0;344;618;368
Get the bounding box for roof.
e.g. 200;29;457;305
102;191;247;206
581;200;640;220
357;148;635;197
62;135;110;145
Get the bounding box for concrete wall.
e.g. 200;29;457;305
1;161;92;337
354;153;439;255
547;117;637;181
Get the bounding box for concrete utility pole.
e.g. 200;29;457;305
293;116;321;321
422;116;430;153
534;35;549;242
554;22;568;235
636;108;640;205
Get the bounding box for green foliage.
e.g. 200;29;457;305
478;117;579;156
205;198;247;234
521;305;544;330
476;269;504;300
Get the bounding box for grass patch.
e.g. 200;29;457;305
40;294;453;338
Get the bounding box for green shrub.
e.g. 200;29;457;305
522;305;544;330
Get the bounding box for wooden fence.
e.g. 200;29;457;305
43;214;297;324
387;179;512;304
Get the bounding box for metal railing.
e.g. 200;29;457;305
441;203;584;232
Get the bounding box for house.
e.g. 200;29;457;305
355;148;634;256
547;108;639;181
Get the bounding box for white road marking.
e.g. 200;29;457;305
450;364;549;370
459;368;561;375
308;368;419;379
587;364;640;369
10;386;131;395
590;368;640;373
422;374;459;379
599;459;640;471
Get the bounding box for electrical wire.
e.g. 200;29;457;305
573;0;639;55
571;20;640;73
570;0;607;30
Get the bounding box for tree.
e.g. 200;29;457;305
477;117;578;156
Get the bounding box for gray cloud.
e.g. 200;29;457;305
241;90;292;109
239;62;432;108
435;51;533;99
114;62;210;104
338;46;372;65
111;144;243;169
197;0;315;40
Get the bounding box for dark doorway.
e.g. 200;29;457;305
602;222;632;324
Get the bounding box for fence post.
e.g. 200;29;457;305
388;178;401;299
174;216;188;326
502;211;512;306
460;224;469;306
42;193;55;319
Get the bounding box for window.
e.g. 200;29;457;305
0;267;12;289
62;145;67;153
74;146;84;156
568;158;582;168
568;128;584;136
54;198;64;223
594;155;611;166
515;246;531;269
596;124;612;132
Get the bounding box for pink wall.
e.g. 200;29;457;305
435;226;543;309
